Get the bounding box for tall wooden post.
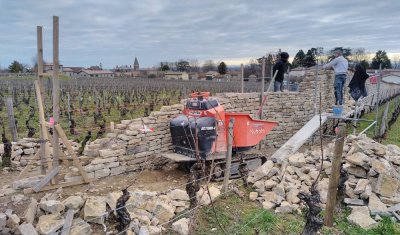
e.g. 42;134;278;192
52;16;60;183
222;118;234;193
374;63;382;136
241;64;244;93
36;26;49;174
259;58;266;119
324;122;346;226
6;97;18;142
258;58;266;150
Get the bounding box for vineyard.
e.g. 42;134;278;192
0;76;261;142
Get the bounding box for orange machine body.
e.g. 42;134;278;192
172;92;278;157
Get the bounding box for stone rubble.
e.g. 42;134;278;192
248;134;400;229
0;186;193;234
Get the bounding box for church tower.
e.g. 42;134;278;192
134;57;139;71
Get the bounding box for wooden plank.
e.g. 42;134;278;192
36;26;47;175
24;178;91;194
17;151;40;180
6;97;18;141
271;113;329;163
60;209;74;235
37;26;44;77
33;166;59;192
52;15;60;184
18;223;38;235
35;81;50;175
241;64;244;93
324;123;346;226
54;124;90;183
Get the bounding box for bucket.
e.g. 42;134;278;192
332;105;343;116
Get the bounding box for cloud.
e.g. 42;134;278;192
0;0;399;68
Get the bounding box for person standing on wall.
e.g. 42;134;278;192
322;49;349;105
273;52;290;92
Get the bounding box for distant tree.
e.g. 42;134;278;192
8;60;24;73
392;55;400;69
217;62;227;75
160;63;170;71
202;60;216;72
360;60;370;69
328;47;352;61
352;48;370;63
244;59;261;78
176;60;190;72
262;52;279;77
304;49;316;67
292;50;306;68
189;59;200;72
371;50;392;69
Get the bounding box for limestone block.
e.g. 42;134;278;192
110;166;126;176
84;196;106;224
95;168;111;178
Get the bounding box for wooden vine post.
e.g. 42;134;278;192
52;15;61;183
20;16;91;194
222;118;234;193
324;122;346;226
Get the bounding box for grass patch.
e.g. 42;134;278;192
187;190;400;235
356;97;400;146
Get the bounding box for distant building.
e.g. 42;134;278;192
114;57;141;77
134;57;139;71
78;69;115;78
43;63;63;75
88;66;101;71
63;67;83;77
164;72;189;80
206;71;219;80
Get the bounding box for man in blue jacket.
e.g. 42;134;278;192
323;50;349;105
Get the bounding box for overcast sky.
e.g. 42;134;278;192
0;0;399;69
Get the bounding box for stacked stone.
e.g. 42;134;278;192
81;104;183;179
9;138;80;168
249;134;400;229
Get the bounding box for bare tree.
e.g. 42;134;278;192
202;60;216;72
392;54;400;69
244;59;261;78
351;48;370;63
189;59;200;72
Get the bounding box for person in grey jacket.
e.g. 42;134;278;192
323;50;349;105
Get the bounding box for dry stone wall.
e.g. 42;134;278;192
9;69;400;184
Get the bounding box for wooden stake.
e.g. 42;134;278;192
61;209;74;235
54;124;90;183
241;64;244;93
52;16;60;183
24;179;90;194
260;58;266;119
6;97;18;141
223;118;234;193
324;122;346;226
36;26;47;175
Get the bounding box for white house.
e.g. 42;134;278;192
164;72;189;80
78;69;115;78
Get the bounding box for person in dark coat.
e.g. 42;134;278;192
273;52;289;92
348;64;370;101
